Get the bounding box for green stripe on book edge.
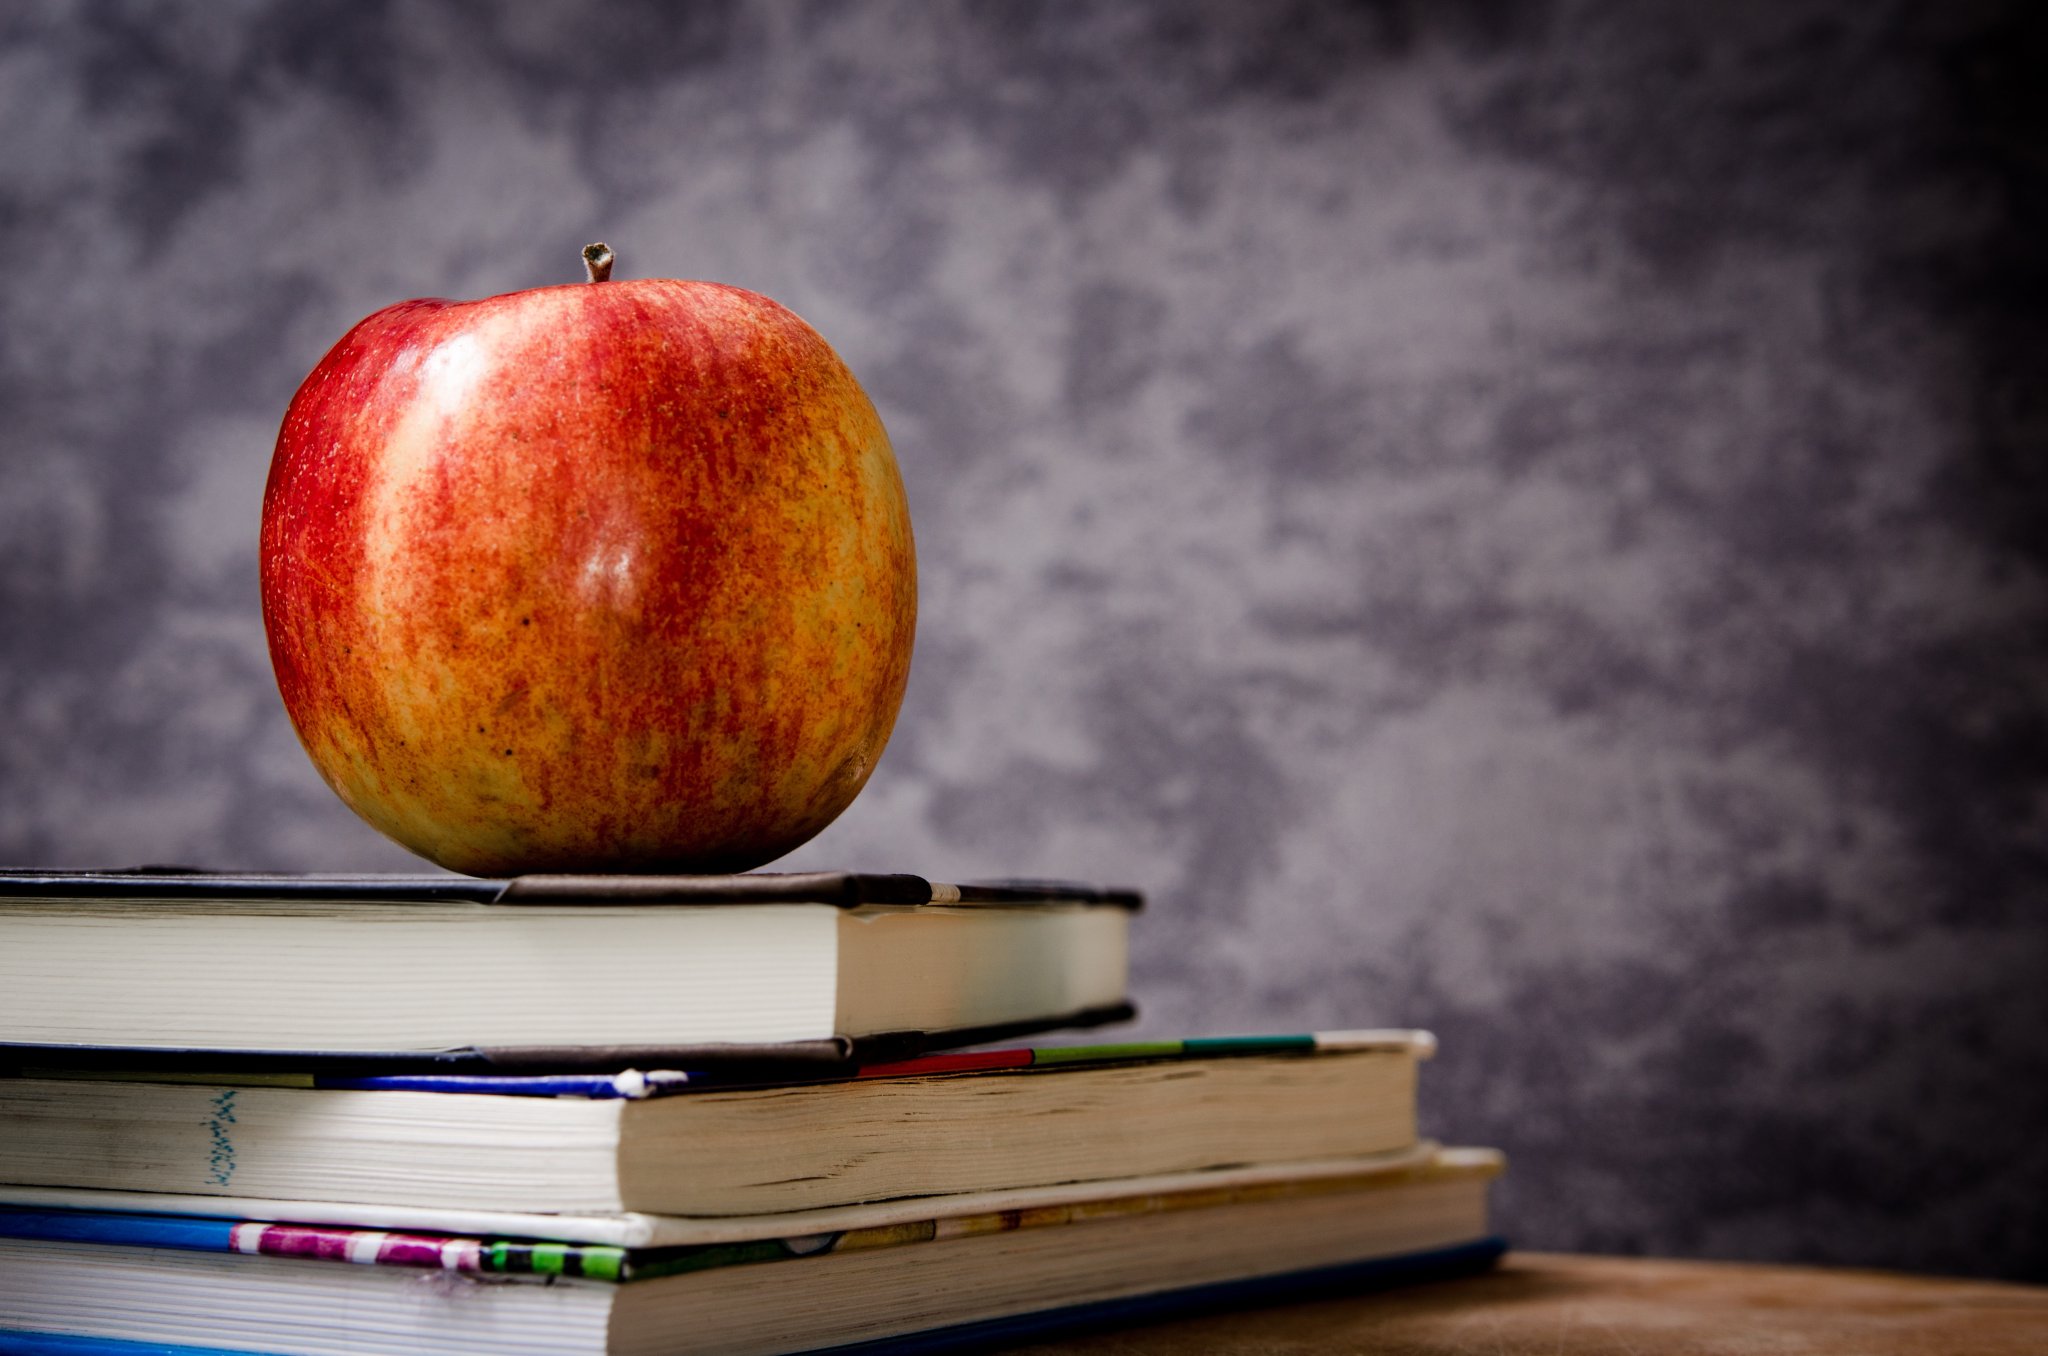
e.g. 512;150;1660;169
1181;1035;1318;1056
479;1240;625;1280
1028;1041;1188;1065
576;1248;627;1282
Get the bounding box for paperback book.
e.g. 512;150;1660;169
0;870;1137;1069
0;1148;1506;1356
0;1032;1432;1215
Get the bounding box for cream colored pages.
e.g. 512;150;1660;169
834;904;1129;1035
0;1143;1460;1248
0;900;840;1050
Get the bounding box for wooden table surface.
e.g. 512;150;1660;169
1000;1251;2048;1354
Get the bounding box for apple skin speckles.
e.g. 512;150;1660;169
259;274;916;876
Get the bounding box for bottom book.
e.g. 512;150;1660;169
0;1149;1504;1356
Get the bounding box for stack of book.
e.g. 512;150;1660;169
0;869;1506;1354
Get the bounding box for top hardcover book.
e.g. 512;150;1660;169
0;870;1138;1070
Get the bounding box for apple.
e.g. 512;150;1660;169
260;245;916;875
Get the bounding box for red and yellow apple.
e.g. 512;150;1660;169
260;245;915;875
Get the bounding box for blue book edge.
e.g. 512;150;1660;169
0;1339;259;1356
0;1238;1507;1356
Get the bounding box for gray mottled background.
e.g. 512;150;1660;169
3;0;2045;1280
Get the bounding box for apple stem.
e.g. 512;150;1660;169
582;243;615;283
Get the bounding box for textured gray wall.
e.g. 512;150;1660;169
3;1;2045;1280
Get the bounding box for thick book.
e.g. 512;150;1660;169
0;1031;1431;1216
0;1149;1506;1356
0;870;1137;1067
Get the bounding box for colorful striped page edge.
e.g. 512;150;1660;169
11;1030;1433;1098
853;1029;1432;1079
0;1148;1501;1283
